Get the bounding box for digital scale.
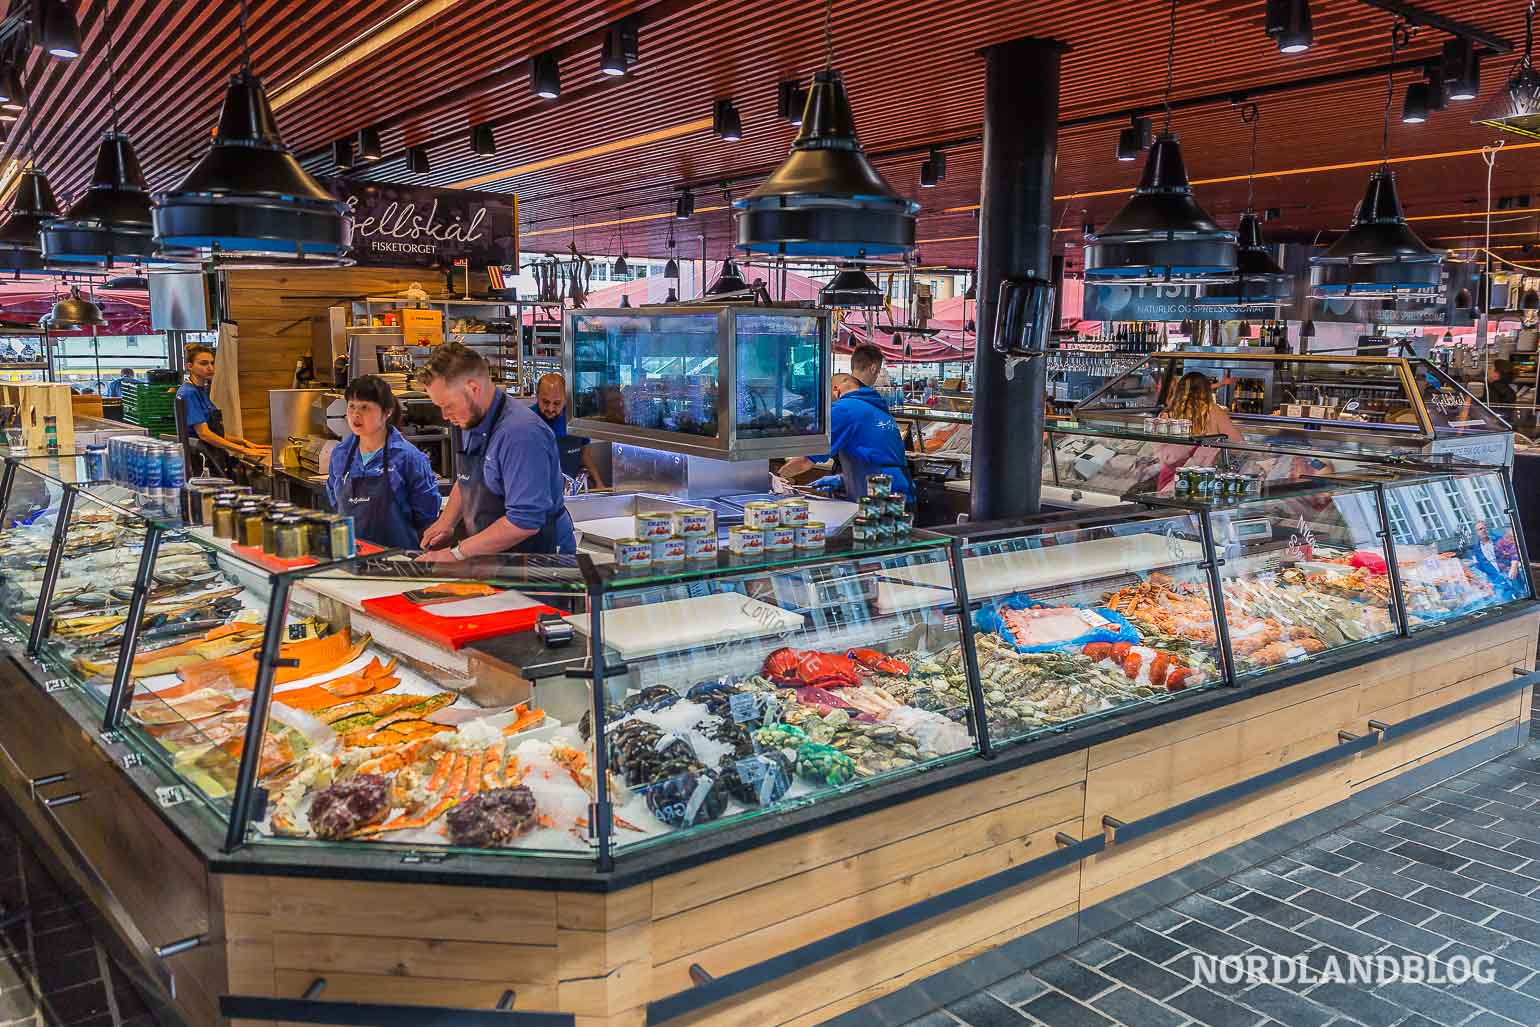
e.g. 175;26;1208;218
1228;516;1274;545
911;456;963;482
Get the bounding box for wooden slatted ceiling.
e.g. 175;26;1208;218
4;0;1534;272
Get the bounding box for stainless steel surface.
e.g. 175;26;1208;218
268;390;330;447
612;443;769;498
563;304;832;461
313;306;348;382
345;328;404;378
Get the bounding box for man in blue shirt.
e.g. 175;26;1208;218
175;345;264;476
534;372;607;488
780;372;914;502
415;342;575;559
102;368;134;398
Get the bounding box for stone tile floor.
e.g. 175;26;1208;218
862;727;1540;1027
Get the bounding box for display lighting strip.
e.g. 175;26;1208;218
269;0;460;109
522;202;729;239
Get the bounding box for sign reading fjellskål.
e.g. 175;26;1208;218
323;177;519;270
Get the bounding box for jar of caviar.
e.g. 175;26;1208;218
211;497;239;540
237;502;265;548
275;515;307;559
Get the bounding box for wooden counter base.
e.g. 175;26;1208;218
2;612;1535;1027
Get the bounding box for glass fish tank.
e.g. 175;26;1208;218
565;305;831;460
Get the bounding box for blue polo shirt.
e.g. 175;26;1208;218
325;427;442;535
458;390;575;552
531;405;593;479
175;380;218;437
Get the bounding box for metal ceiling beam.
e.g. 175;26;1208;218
1352;0;1513;53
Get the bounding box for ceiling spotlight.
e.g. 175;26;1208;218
406;145;430;174
917;148;945;188
1402;81;1429;123
32;0;81;59
1116;127;1141;161
356;126;381;161
778;80;808;125
713;99;742;141
1265;0;1312;54
675;190;694;219
600;27;627;76
1425;64;1448;111
470;124;496;155
332;139;354;171
1476;2;1540;139
530;52;560;100
1444;37;1480;101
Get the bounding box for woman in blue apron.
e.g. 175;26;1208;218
325;375;441;550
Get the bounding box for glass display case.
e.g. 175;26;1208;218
0;454;1530;872
1076;352;1514;466
565;304;830;460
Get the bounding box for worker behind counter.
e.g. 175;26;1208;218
533;372;607;488
325;374;441;550
780;372;915;503
176;344;268;476
415;342;575;560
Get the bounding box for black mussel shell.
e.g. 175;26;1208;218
717;750;792;806
646;764;729;827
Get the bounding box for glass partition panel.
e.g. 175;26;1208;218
733;311;825;439
1383;471;1532;628
1203;481;1399;677
0;457;94;634
595;540;977;855
570;310;722;437
959;513;1224;747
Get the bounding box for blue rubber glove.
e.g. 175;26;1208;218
811;474;844;496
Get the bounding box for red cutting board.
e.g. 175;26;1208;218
361;591;563;650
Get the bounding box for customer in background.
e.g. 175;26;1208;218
326;374;441;550
177;345;266;475
1487;359;1518;408
533;372;607;488
1154;371;1245;491
415;342;575;559
101;368;135;398
779;372;915;502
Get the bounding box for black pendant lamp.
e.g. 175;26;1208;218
1085;0;1236;284
0;166;60;272
819;264;883;308
1198;105;1291;308
1476;2;1540;139
707;257;750;295
152;0;351;266
42;6;161;269
41;285;105;329
1311;20;1442;298
735;0;917;258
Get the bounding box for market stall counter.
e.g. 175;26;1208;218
0;452;1534;1025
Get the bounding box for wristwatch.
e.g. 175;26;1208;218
450;544;466;560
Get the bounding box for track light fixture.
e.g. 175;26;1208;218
1402;81;1429;123
919;148;945;187
600;17;639;76
332;139;354;170
1265;0;1312;54
675;190;694;219
1116;127;1140;161
32;0;81;59
406;145;429;174
1444;37;1480;101
470;124;496;155
713;99;742;141
530;52;560;100
356;126;381;161
777;80;808;125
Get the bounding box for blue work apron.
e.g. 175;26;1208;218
338;437;418;551
454;399;569;555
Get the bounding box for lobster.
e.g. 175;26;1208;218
847;648;909;676
763;647;863;688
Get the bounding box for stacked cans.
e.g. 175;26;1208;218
1174;467;1257;499
616;506;719;571
106;437;185;503
852;474;909;545
729;497;825;556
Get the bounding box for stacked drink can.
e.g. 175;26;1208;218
106;437;185;504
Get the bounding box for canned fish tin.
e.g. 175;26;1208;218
728;526;764;555
1174;468;1193;496
653;536;687;566
883;495;906;519
858;495;885;520
877;516;898;539
672;507;714;537
866;473;893;497
1142;414;1158;434
685;534;718;561
743;501;781;530
764;525;796;551
796;522;826;549
276;515;307;559
635;512;675;541
852;515;876;544
776;498;810;526
615;538;653;569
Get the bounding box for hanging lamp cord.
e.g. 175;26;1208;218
102;0;120;137
1382;19;1409;166
235;0;253;73
1162;0;1177;134
1240;102;1260;211
824;0;834;71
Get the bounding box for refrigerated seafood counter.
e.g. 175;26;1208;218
0;444;1535;1025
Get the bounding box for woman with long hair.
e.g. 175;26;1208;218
1154;371;1244;490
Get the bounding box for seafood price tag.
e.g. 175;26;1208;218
681;773;716;826
729;691;760;724
155;784;193;808
286;623;309;640
43;679;67;693
735;756;766;785
121;753;143;770
98;731;123;746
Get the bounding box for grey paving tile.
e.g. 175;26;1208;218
1236;869;1306;901
1104;922;1188;966
1290;889;1373;927
1352;914;1450;954
1228;918;1315;958
1172;893;1248;931
1396;860;1484;896
1234;983;1335;1027
1299;982;1407;1027
1333;842;1414;873
1463;1013;1528;1027
1168;920;1252;959
1446;979;1540;1026
1232;891;1314;930
1370;980;1480;1027
1420;911;1512;951
1283;866;1366;900
1027;957;1115;1003
1138;906;1190;933
944;992;1034;1027
1296;918;1385;957
983;970;1046;1007
1167;984;1266;1026
1406;884;1498;923
1292;848;1357;875
1503;836;1540;861
1390;840;1472;872
1205;881;1249;903
1492;909;1540;948
1383;805;1453;830
1469;881;1540;923
1349;888;1434;926
1388;820;1454;847
1450;838;1532;870
1018;991;1115;1027
1437;939;1538;981
1099;952;1191;1000
1422;799;1501;827
1340;865;1423;899
1164;953;1252;997
1065;939;1120;969
898;1013;962;1027
1089;987;1186;1027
